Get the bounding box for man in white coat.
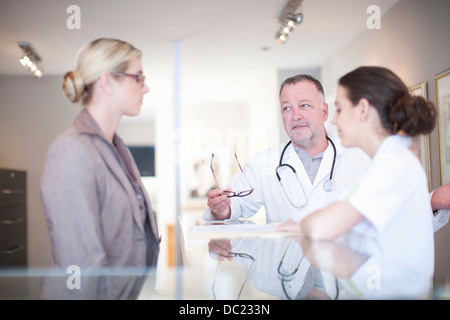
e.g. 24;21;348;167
203;74;449;231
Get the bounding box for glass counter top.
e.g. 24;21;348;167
0;216;448;301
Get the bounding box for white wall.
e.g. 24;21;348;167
320;0;450;286
178;70;279;205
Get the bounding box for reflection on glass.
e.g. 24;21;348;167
206;231;433;300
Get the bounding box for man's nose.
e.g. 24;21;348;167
292;107;303;120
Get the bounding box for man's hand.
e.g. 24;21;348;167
207;188;232;220
208;239;233;261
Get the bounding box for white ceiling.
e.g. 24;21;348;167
0;0;399;121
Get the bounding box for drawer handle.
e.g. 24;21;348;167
1;217;24;224
2;244;24;255
1;189;24;194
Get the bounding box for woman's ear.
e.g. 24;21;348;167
98;72;115;95
357;98;371;121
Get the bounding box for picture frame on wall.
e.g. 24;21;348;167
408;81;432;190
435;69;450;185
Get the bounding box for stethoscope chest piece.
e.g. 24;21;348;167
323;179;334;192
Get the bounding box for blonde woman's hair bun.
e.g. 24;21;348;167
63;70;85;103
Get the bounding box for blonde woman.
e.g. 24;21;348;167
41;38;159;277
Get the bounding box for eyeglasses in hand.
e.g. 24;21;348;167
210;153;254;198
220;251;255;260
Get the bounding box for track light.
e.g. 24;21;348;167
18;41;44;78
275;0;304;44
287;13;303;25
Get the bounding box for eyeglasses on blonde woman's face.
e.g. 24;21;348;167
110;58;148;92
111;72;146;87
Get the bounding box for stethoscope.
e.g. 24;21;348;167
277;245;303;300
276;136;337;194
277;243;339;300
278;246;303;281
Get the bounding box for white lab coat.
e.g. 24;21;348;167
202;131;449;230
204;131;369;223
339;135;434;298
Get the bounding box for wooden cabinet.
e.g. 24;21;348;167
0;169;27;267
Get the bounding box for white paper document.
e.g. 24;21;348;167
187;220;281;239
190;223;276;233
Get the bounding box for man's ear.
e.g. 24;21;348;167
322;103;329;122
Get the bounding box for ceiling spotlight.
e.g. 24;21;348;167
18;41;44;78
287;13;303;25
275;0;304;44
276;32;288;44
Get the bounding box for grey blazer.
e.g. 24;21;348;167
41;109;160;274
